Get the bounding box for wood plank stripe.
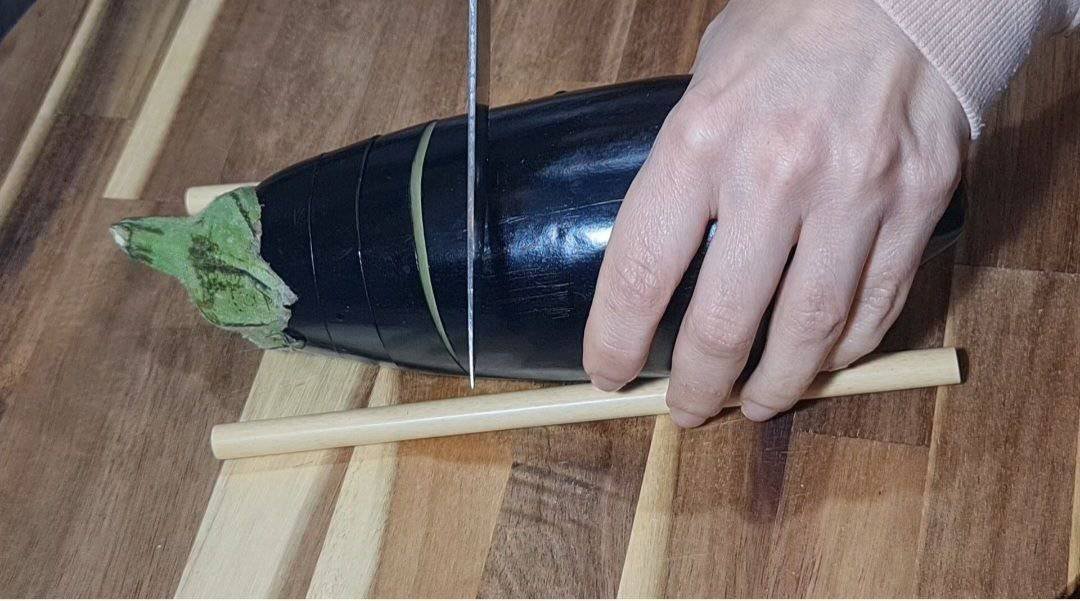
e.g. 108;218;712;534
176;351;376;598
663;414;793;597
103;0;222;200
617;416;680;598
1070;417;1080;595
0;0;106;224
915;266;1080;597
765;432;928;597
367;376;526;598
306;368;401;598
915;269;958;580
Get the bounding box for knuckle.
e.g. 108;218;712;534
669;391;721;419
662;88;725;157
604;250;666;318
684;299;757;359
756;118;824;186
857;273;904;322
902;145;961;199
842;137;900;183
781;289;847;343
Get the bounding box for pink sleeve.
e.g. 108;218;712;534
871;0;1080;137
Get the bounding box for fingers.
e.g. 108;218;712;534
665;207;798;427
583;104;715;391
824;215;938;370
738;212;878;421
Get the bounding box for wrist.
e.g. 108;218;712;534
869;0;1065;138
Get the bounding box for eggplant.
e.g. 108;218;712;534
114;75;964;381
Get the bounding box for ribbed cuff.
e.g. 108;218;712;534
871;0;1065;138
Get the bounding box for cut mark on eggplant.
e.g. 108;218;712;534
410;121;462;367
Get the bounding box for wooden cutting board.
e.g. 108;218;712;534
2;0;1079;597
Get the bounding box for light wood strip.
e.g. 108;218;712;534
103;0;223;200
1070;418;1080;595
616;417;681;598
356;376;534;598
371;427;515;597
0;0;106;224
176;351;376;598
306;368;401;598
185;182;258;214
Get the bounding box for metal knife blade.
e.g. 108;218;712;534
466;0;490;388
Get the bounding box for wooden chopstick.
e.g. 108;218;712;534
210;347;961;459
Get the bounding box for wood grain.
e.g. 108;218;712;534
765;432;928;597
58;0;187;119
306;368;401;598
617;417;681;598
0;0;103;224
368;375;532;598
663;414;794;597
1;1;1079;597
177;352;377;598
478;418;653;597
916;266;1080;597
138;0;295;204
958;34;1080;274
0;0;90;178
492;0;635;89
104;0;223;200
617;0;727;79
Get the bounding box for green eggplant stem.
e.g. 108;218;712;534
110;186;300;349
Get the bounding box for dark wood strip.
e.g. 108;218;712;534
478;418;653;597
58;0;188;119
958;35;1080;274
662;413;793;597
916;265;1080;596
0;184;259;595
0;0;89;180
0;114;125;401
617;0;727;80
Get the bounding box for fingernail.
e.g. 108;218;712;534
741;400;776;422
590;375;626;392
669;407;708;428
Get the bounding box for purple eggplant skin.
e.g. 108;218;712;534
256;75;965;382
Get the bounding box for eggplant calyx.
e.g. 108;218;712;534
110;186;300;349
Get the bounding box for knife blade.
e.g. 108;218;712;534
466;0;489;388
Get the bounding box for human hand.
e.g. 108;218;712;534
583;0;968;426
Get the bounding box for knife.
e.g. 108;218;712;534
466;0;489;388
